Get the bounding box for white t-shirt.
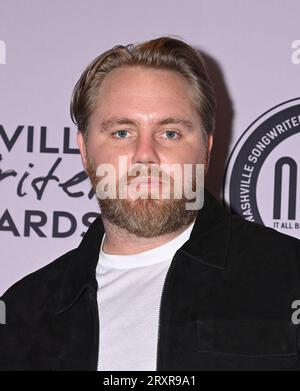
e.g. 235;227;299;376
96;221;195;371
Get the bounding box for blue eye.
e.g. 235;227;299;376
164;130;180;139
113;130;128;138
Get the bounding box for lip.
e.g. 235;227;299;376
130;178;163;184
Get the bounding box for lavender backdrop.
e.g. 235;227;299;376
0;0;299;294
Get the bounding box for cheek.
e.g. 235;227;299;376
89;153;131;183
171;141;207;165
198;144;209;163
193;133;209;163
85;139;109;167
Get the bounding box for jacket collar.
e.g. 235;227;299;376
179;187;231;270
55;188;231;315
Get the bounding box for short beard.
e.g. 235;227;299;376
86;157;199;238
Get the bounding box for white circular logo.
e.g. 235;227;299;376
224;98;300;239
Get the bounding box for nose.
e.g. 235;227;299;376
131;132;160;166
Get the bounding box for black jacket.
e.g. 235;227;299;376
1;188;300;371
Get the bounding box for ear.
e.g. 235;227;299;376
205;133;214;174
207;133;214;155
77;131;88;172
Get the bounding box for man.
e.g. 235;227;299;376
1;36;300;371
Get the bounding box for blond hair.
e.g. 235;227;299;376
70;36;216;140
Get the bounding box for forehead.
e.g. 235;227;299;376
99;65;192;91
93;65;198;119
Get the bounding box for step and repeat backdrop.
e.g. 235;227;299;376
0;0;299;294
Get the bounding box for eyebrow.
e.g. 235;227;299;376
99;117;194;131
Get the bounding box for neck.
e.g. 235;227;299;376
101;217;195;255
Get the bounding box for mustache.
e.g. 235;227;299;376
125;165;173;185
87;159;199;189
126;174;170;184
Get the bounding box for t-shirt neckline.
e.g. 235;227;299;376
98;220;195;269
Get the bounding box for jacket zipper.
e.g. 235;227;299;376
96;295;100;371
156;252;178;371
91;287;100;371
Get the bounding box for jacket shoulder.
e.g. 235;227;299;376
228;214;300;284
0;247;77;312
0;247;78;369
230;214;300;253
